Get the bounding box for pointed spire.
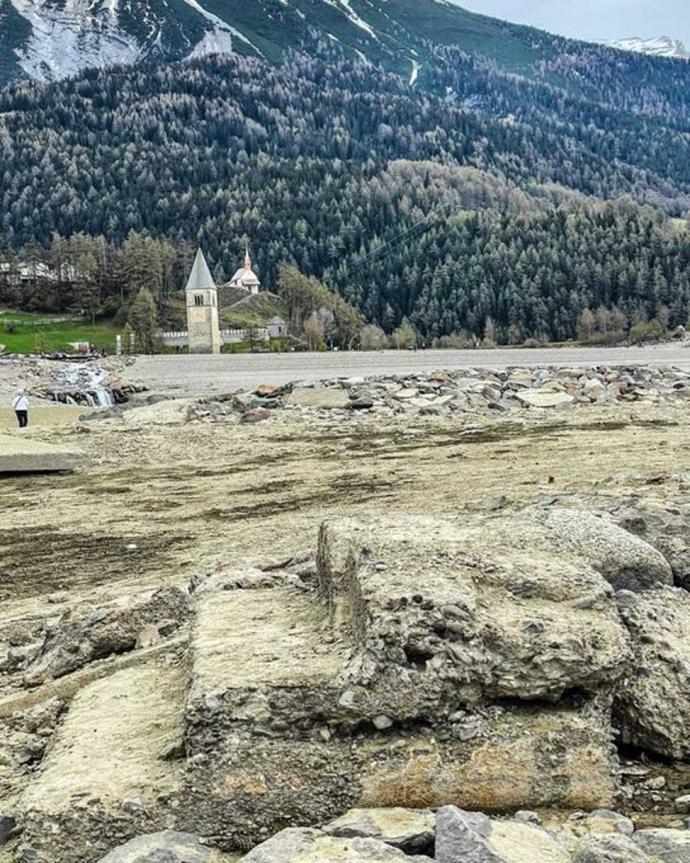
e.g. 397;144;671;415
244;247;252;270
185;248;216;292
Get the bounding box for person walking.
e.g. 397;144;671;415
12;388;29;428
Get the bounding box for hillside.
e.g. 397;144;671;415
3;9;690;343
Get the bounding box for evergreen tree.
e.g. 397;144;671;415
128;288;159;354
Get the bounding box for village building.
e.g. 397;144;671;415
267;316;287;338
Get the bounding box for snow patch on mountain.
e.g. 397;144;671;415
410;58;420;85
605;36;689;60
322;0;378;40
191;28;235;58
9;0;140;80
182;0;262;55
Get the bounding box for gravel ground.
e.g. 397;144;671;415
128;344;690;397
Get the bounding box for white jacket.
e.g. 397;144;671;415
12;394;28;411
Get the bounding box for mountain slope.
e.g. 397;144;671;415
0;0;594;85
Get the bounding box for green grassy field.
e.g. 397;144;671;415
0;310;119;354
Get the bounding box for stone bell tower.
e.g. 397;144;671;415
185;248;221;354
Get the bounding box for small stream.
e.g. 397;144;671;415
52;363;117;407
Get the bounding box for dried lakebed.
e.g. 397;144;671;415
3;363;690;861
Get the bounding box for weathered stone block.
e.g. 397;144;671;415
616;586;690;759
186;586;348;746
182;700;618;851
317;515;629;719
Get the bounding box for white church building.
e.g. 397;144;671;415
226;249;261;295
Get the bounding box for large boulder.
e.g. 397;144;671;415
435;806;569;863
98;831;215;863
236;828;433;862
323;808;435;854
616;586;690;759
516;507;673;592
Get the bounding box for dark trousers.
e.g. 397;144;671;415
15;410;28;428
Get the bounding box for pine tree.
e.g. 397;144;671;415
128;288;159;354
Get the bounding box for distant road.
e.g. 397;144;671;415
129;343;690;396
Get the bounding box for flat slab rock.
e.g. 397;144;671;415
0;433;85;472
515;390;574;408
236;828;432;862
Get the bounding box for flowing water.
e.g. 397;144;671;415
54;363;116;406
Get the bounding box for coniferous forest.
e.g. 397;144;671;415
2;37;690;343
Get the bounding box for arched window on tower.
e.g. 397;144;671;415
194;294;204;307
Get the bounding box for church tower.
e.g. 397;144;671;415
185;248;221;354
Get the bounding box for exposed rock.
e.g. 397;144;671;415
323;808;435;853
318;514;629;713
571;810;635;837
0;815;16;845
616;586;690;759
286;387;351;409
518;507;673;592
572;834;651;862
188;365;690;424
633;828;690;862
241;408;271;424
236;828;433;862
24;586;190;686
121;399;193;427
435;806;569;863
97;831;214;862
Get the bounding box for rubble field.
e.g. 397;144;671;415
2;360;690;862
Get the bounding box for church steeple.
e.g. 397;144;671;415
244;248;252;269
